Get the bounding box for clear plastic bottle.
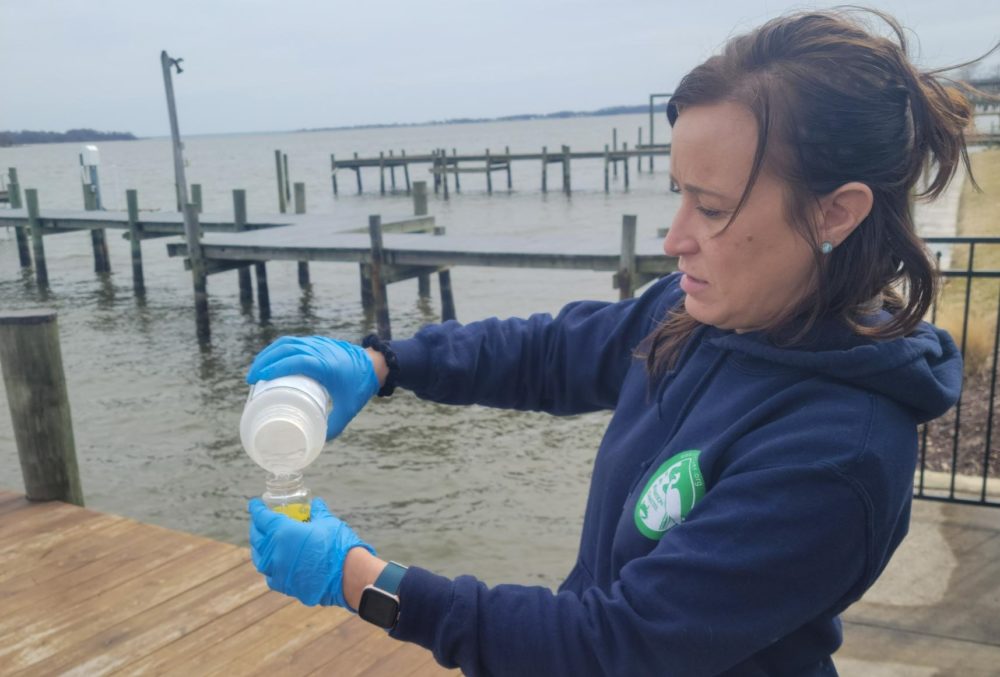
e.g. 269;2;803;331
239;375;331;521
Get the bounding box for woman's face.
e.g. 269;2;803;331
664;102;818;333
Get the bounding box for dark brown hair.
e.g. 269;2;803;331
644;8;987;375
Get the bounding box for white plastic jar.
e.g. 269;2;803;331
239;375;331;473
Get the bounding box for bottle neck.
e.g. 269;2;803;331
265;471;305;494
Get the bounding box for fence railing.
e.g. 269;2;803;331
918;236;1000;507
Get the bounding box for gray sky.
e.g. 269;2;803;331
2;0;997;137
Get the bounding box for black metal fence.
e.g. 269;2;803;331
917;236;1000;508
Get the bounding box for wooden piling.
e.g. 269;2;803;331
126;190;145;296
505;145;512;190
275;150;287;213
294;183;310;288
441;149;450;200
562;145;571;195
432;151;440;194
379;151;386;196
413;181;431;298
486;149;493;194
25;189;48;287
283;153;291;203
255;262;271;322
331;154;339;196
541;146;548;193
81;167;110;274
368;215;391;339
191;184;203;213
613;128;619;178
452;148;461;192
354;152;363;194
618;214;637;300
623;142;630;192
403;150;411;194
389;150;397;192
637;128;643;174
185;203;210;340
233;190;253;305
8;168;31;267
604;145;610;193
0;310;83;506
439;270;456;322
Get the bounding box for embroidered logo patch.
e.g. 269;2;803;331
634;450;705;540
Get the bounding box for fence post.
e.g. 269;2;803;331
0;310;84;506
126;190;145;295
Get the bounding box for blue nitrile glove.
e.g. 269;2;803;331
248;497;375;608
246;336;380;440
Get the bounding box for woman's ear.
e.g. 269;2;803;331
819;182;873;247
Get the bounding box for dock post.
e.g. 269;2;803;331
255;262;271;322
452;148;461;192
331;154;339;196
486;148;493;194
432;151;440;194
8;168;31;268
604;145;610;193
403;150;411;194
294;182;310;288
623;142;630;192
185;203;210;340
233;190;253;305
284;153;291;204
191;183;203;213
25;189;48;287
368;215;391;339
80;163;110;274
562;145;571;195
0;310;84;506
618;214;637;300
413;181;431;299
389;150;397;192
379;151;386;195
439;269;456;322
355;152;363;194
637;128;643;174
505;145;512;190
541;146;548;193
275;150;287;213
441;149;450;200
126;190;145;296
613;128;618;177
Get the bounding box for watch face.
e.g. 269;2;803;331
359;588;399;628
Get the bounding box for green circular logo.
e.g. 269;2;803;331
634;450;705;540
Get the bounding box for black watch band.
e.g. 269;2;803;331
362;334;399;397
358;561;408;630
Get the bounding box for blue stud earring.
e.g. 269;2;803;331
821;241;834;255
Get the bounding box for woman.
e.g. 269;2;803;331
247;10;974;676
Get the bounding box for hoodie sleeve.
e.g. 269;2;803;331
389;463;870;677
388;274;683;414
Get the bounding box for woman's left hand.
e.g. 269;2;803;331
248;497;375;608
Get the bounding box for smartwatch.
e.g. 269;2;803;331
358;561;408;629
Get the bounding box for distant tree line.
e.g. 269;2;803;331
0;129;138;147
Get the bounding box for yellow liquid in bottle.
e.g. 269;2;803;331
272;502;311;522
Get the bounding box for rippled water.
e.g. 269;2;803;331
0;113;678;586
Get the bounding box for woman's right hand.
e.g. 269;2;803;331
246;336;380;439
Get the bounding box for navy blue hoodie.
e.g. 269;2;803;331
386;273;962;676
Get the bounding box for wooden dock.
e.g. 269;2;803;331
0;490;457;676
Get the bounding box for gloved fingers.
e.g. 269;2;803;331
309;497;333;522
325;405;354;441
253;354;327;385
246;343;315;383
248;497;289;535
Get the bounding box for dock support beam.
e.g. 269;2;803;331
81;166;110;274
506;146;512;190
439;268;456;322
623;142;630;192
486;149;493;194
8;168;31;268
452;149;461;192
275;150;287;213
0;310;83;506
234;190;253;306
618;214;637;300
379;151;386;196
414;181;431;299
541;146;548;193
255;262;271;322
441;149;449;200
126;190;145;295
403;150;411;194
368;215;391;339
562;145;571;195
355;152;363;194
185;203;210;340
294;182;310;288
604;145;610;193
25;189;48;287
331;154;339;196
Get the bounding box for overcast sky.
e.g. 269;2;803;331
2;1;997;137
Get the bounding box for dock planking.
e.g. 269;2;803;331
0;490;456;676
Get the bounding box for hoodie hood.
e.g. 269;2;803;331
708;314;963;423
